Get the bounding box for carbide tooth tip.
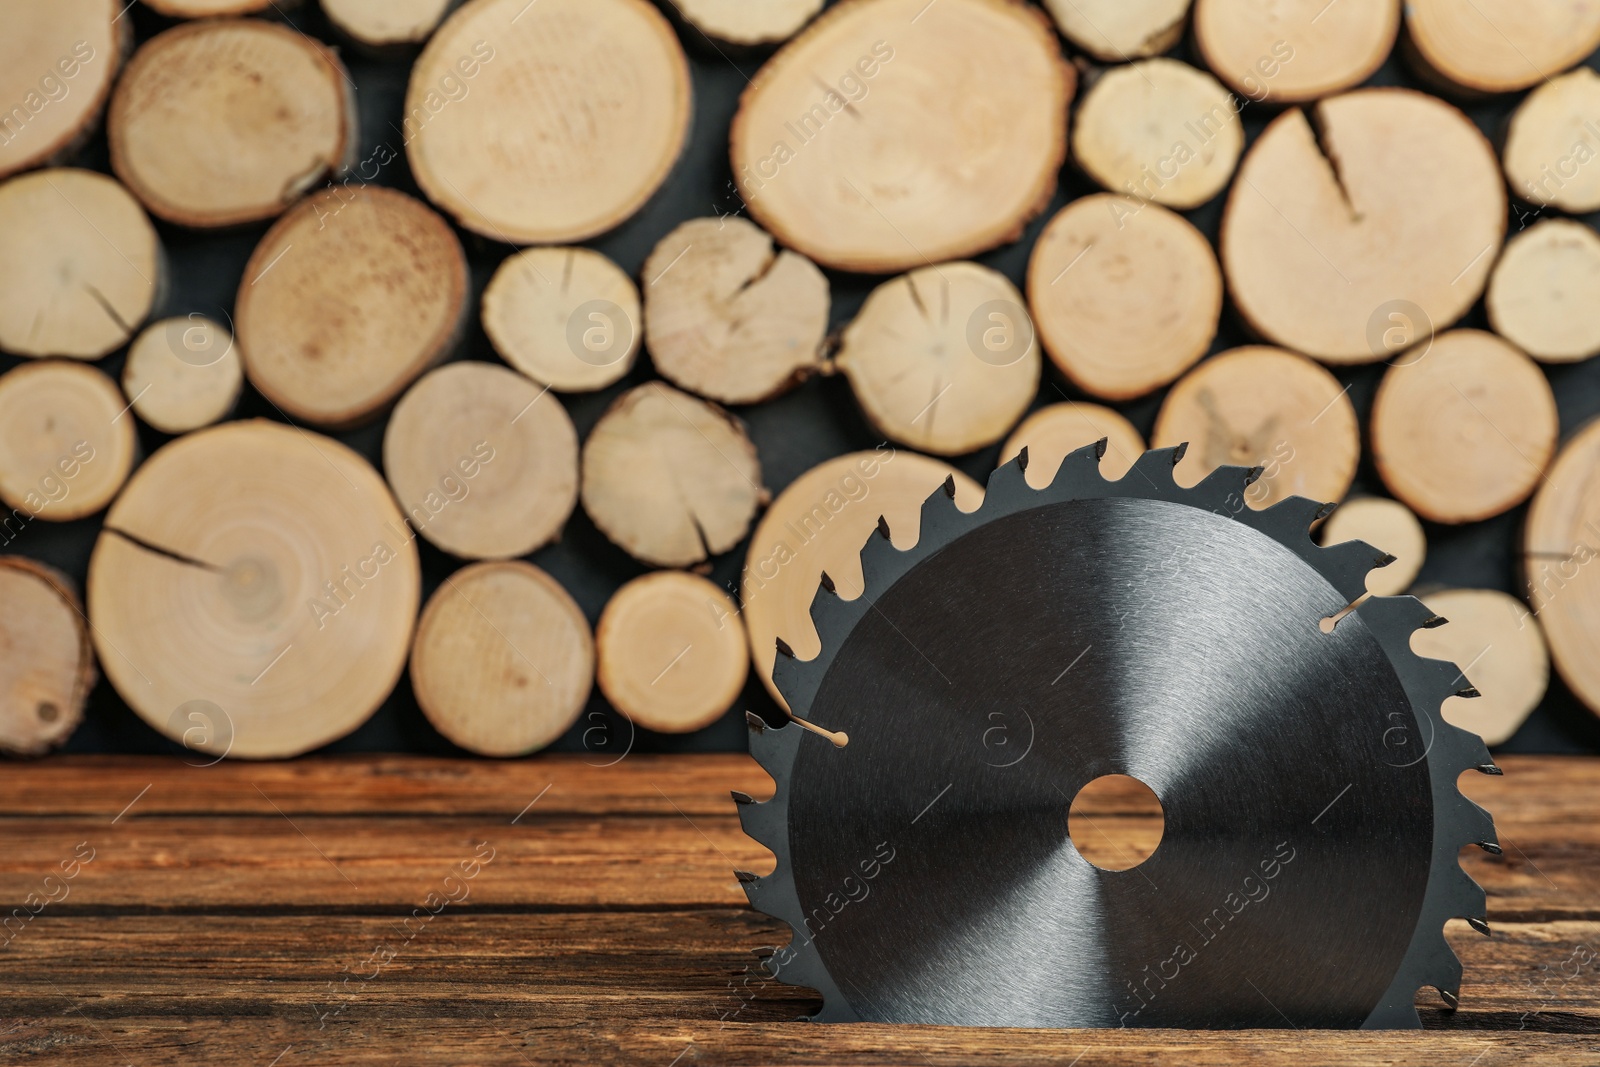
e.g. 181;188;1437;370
1015;446;1029;473
1244;465;1266;485
1478;763;1503;775
1374;552;1398;568
941;473;956;498
1467;917;1492;937
1456;686;1482;699
730;790;754;805
1422;615;1449;629
1440;988;1460;1010
744;710;767;733
1315;501;1339;520
1089;435;1106;460
876;515;892;540
1170;441;1189;464
774;636;795;659
734;869;759;883
1478;841;1503;855
818;571;836;594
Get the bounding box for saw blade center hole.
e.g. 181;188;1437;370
1067;774;1164;872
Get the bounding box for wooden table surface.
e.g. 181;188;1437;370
0;753;1595;1065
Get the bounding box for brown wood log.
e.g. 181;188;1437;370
1220;88;1504;364
667;0;823;47
0;0;125;180
236;185;467;429
1412;588;1548;748
731;0;1072;273
1153;346;1360;509
999;402;1146;486
382;361;579;560
1486;219;1600;364
406;0;690;244
1404;0;1600;95
120;316;242;435
1317;496;1425;597
0;557;93;757
0;360;136;522
107;19;354;228
1502;67;1600;214
1072;58;1243;210
581;383;765;569
410;560;593;757
642;217;829;405
1026;193;1220;401
1524;418;1600;723
596;570;747;734
1039;0;1188;63
1193;0;1398;103
742;451;982;707
321;0;457;49
482;246;641;392
1370;329;1557;525
86;419;419;759
834;262;1040;456
0;168;161;360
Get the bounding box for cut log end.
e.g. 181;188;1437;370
407;0;690;244
1154;346;1360;510
383;362;578;561
1413;588;1549;747
667;0;823;47
0;361;136;522
581;383;764;568
0;558;94;757
237;185;467;429
1041;0;1188;63
122;317;243;435
0;167;161;360
1486;219;1600;364
1371;330;1557;525
836;262;1040;456
1072;58;1243;211
642;217;829;405
596;570;748;734
1193;0;1398;103
742;451;983;709
1000;402;1146;488
1318;496;1426;596
322;0;457;48
731;0;1072;273
1525;420;1600;722
1027;194;1220;401
1503;67;1600;214
108;18;354;228
0;1;125;180
483;246;641;393
1404;0;1600;95
411;561;593;757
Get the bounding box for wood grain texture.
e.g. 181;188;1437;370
0;754;1592;1065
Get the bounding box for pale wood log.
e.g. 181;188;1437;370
731;0;1072;273
1153;346;1360;509
1039;0;1188;63
1502;67;1600;213
1026;193;1220;400
482;246;641;393
581;383;765;568
1524;418;1600;722
411;560;592;757
107;18;355;228
86;419;419;759
1405;0;1600;95
1072;58;1243;210
999;402;1145;487
0;167;161;360
1486;219;1600;364
382;361;579;560
1412;588;1548;747
834;262;1040;456
0;557;93;757
1318;496;1425;597
121;316;242;435
0;360;136;522
642;217;828;405
236;185;467;429
742;450;982;708
1370;329;1557;524
596;570;747;734
1220;88;1504;363
0;0;125;180
141;0;282;14
667;0;823;47
406;0;690;244
322;0;457;48
1192;0;1397;103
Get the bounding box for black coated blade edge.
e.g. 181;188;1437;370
737;443;1497;1029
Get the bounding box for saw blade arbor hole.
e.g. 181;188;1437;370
1067;774;1164;871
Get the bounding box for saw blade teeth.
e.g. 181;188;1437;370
772;650;822;715
920;473;974;544
1255;494;1328;537
984;449;1032;497
1193;463;1263;508
1125;445;1189;489
1046;440;1113;495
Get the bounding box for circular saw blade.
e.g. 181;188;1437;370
736;444;1500;1030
